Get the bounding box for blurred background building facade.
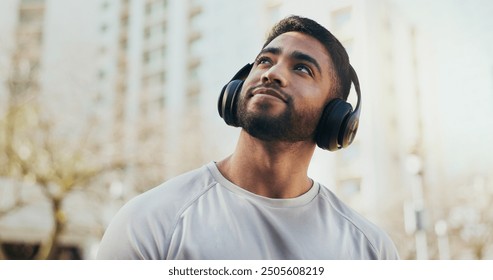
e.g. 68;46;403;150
0;0;492;259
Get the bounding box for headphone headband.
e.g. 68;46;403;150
349;65;361;121
339;65;362;148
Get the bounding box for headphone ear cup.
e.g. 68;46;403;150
218;79;243;127
315;99;353;151
338;110;359;149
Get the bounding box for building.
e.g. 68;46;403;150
0;0;419;259
1;0;492;259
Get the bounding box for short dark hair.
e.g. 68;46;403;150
263;15;351;100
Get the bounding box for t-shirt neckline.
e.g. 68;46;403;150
207;161;320;208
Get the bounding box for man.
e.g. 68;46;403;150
97;15;399;260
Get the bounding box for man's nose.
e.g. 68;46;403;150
261;64;287;87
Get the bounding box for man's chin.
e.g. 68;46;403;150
247;104;286;118
240;118;283;141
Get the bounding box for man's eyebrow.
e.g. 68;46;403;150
256;47;322;75
291;51;322;75
257;47;282;57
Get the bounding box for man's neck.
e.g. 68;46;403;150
217;130;315;199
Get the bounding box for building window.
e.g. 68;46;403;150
100;23;109;33
144;27;150;40
161;46;167;58
145;2;152;15
119;37;127;50
101;1;110;10
339;178;361;198
159;71;166;83
143;52;150;64
157;95;165;109
98;69;106;80
332;7;352;30
266;2;281;26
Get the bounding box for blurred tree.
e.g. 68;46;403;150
0;58;132;259
0;46;205;259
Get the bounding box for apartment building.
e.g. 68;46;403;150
0;0;405;259
2;0;491;259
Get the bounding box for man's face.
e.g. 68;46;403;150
237;31;334;143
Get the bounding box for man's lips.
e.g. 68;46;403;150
251;87;288;103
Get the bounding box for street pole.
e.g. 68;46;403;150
410;26;429;260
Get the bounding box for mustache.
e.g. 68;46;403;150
246;83;291;103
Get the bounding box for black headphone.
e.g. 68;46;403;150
218;63;361;151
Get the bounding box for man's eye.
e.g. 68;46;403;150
295;65;312;75
256;57;272;65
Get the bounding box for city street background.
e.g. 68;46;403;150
0;0;492;259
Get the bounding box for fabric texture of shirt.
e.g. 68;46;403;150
97;162;399;260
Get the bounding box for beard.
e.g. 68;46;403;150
236;85;320;143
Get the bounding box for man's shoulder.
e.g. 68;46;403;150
317;186;373;229
104;163;218;233
125;163;217;214
317;185;399;259
97;163;218;259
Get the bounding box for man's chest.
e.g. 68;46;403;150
164;203;369;259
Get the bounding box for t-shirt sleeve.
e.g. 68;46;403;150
96;194;168;260
97;165;214;260
96;200;147;259
376;232;401;260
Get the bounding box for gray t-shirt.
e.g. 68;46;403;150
97;162;399;259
